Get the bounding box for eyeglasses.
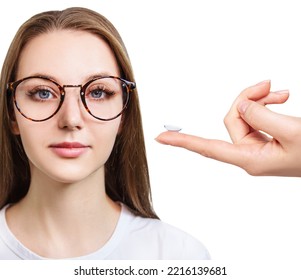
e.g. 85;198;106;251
7;75;136;122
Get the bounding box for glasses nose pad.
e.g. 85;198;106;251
79;88;89;107
79;89;90;113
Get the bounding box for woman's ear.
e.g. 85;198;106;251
8;107;20;135
7;95;20;134
11;119;20;135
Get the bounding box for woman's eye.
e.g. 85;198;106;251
28;89;55;100
37;90;52;99
87;87;114;100
90;89;104;99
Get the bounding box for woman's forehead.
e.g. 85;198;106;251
17;30;120;82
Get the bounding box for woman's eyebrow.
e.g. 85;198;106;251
85;72;116;80
24;72;117;83
21;73;57;80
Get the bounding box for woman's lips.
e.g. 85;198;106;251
49;142;89;158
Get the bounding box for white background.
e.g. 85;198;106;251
1;0;301;278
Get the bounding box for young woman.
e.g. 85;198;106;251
0;7;210;259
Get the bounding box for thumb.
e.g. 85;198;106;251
238;100;296;142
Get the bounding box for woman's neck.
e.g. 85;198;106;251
6;167;121;258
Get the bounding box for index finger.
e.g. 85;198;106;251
155;131;243;165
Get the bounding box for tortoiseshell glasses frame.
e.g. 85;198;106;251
7;75;136;122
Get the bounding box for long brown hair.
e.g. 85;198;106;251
0;7;158;219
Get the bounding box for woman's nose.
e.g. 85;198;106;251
57;87;85;130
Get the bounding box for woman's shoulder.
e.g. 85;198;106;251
119;204;210;259
0;204;23;259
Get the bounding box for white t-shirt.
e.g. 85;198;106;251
0;204;210;260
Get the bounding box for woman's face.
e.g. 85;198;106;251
12;30;122;183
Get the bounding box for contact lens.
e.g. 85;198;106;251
164;125;182;132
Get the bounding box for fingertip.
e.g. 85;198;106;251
155;132;167;144
242;79;271;100
155;131;181;145
272;89;290;99
255;79;271;87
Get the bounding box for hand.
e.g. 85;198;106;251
156;80;301;177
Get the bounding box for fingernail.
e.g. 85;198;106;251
272;89;289;95
238;100;250;114
255;80;270;87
